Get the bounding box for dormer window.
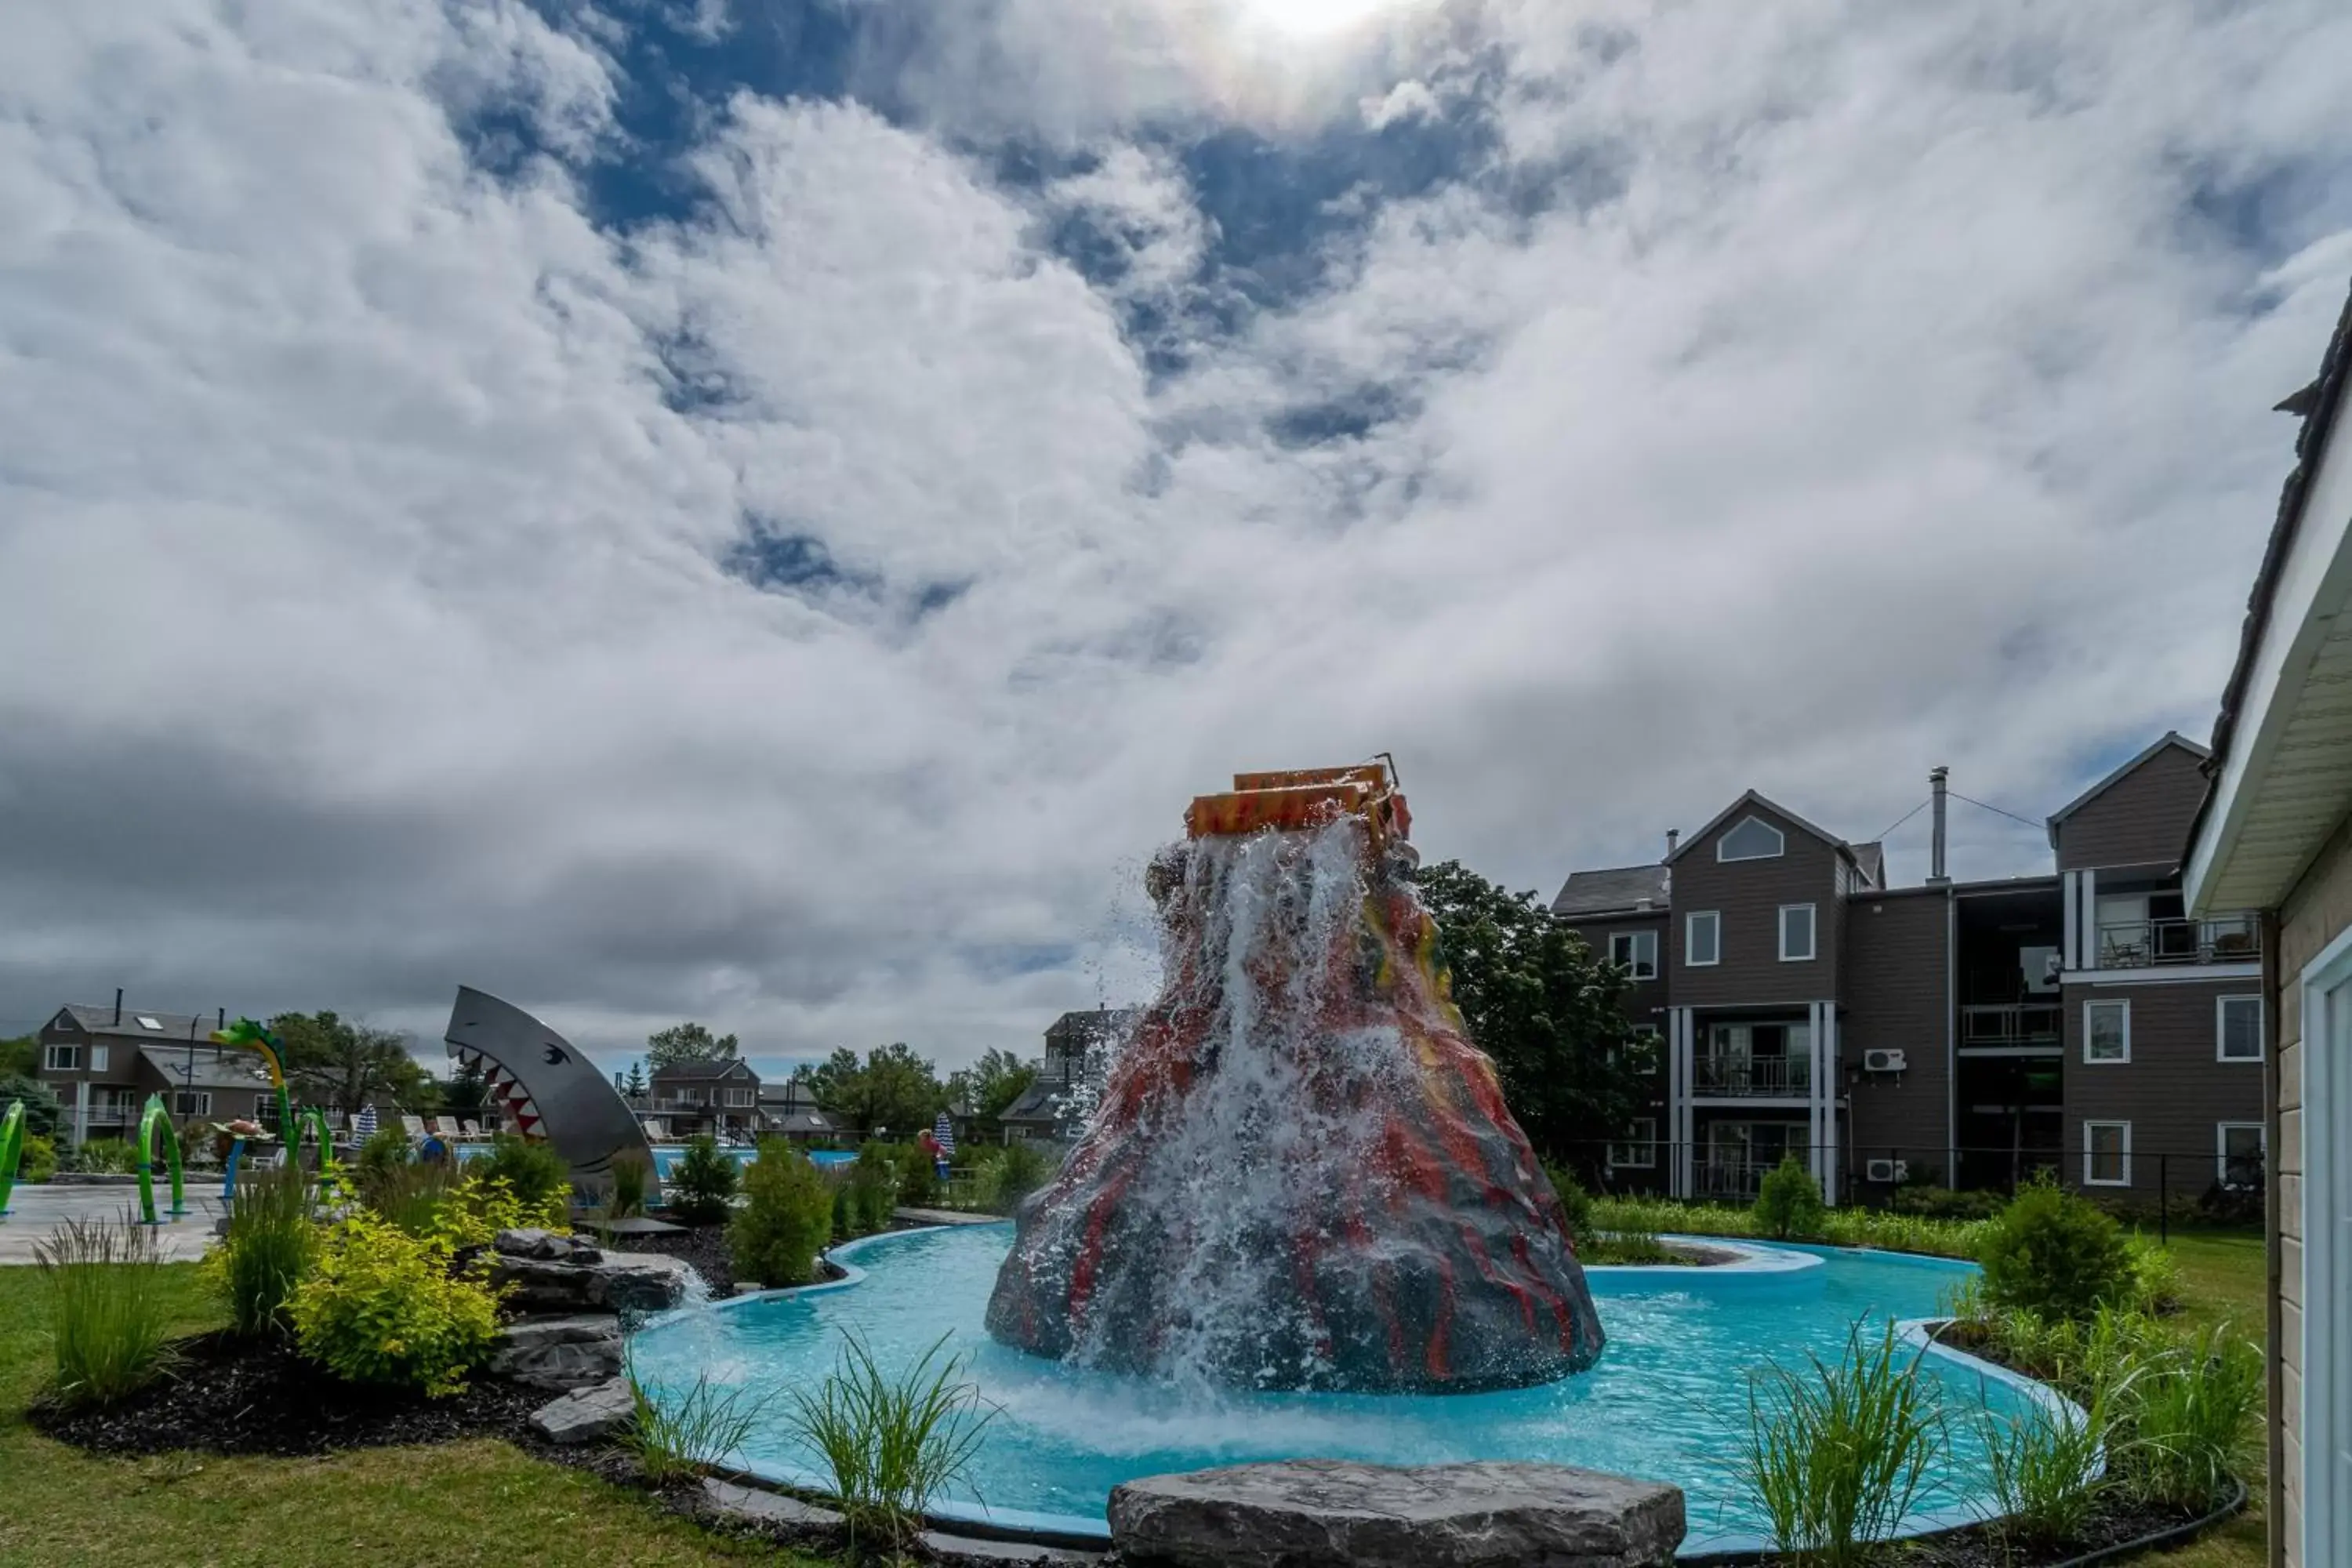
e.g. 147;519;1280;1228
1718;817;1786;862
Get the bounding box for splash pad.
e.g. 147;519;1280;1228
985;762;1604;1392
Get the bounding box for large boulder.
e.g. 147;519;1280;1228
489;1314;625;1391
1108;1460;1684;1568
490;1242;695;1314
528;1377;636;1446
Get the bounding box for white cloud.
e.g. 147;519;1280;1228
1;0;2347;1070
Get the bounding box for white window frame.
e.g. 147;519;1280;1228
2216;994;2263;1062
2082;999;2131;1065
1716;816;1786;862
173;1090;212;1116
1778;903;1817;962
42;1044;81;1072
90;1045;109;1072
256;1094;278;1120
2082;1120;2132;1187
2215;1121;2264;1189
1609;1117;1658;1170
725;1088;755;1108
2299;922;2352;1568
1609;930;1658;980
1686;910;1722;967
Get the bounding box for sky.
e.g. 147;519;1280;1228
5;0;2351;1078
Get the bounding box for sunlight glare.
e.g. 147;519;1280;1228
1240;0;1401;38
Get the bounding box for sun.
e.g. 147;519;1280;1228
1239;0;1401;38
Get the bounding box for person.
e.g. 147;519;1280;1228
919;1127;949;1185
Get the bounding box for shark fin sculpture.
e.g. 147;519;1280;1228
443;986;659;1198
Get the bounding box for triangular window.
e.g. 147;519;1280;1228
1718;816;1786;862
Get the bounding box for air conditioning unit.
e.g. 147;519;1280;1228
1863;1048;1907;1074
1864;1158;1910;1184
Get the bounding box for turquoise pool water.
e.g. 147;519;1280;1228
627;1222;2038;1552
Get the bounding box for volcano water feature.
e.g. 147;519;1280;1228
988;763;1602;1392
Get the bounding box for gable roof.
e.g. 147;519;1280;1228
649;1058;756;1083
137;1044;274;1092
1549;864;1670;920
56;1004;217;1042
1849;841;1886;887
1664;789;1873;877
2043;731;2211;848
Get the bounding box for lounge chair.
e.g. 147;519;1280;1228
400;1115;426;1141
459;1120;481;1138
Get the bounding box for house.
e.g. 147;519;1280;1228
648;1058;760;1142
2182;275;2352;1568
755;1076;837;1144
34;996;277;1145
1552;739;2266;1204
998;1008;1138;1144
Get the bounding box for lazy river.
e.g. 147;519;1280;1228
626;1221;2045;1555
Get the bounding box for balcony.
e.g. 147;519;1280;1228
1960;1004;2062;1050
1696;1160;1779;1200
1692;1054;1812;1098
2094;914;2261;970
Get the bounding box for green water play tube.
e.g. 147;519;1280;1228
136;1094;187;1224
0;1101;23;1218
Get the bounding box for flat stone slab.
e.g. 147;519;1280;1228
491;1245;695;1314
1109;1460;1685;1568
528;1376;634;1446
921;1530;1105;1565
895;1207;1003;1227
700;1478;844;1530
490;1314;625;1391
590;1215;685;1236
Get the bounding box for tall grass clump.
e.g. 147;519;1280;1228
731;1141;834;1287
787;1331;997;1556
1740;1323;1945;1567
608;1152;650;1220
622;1344;770;1486
2118;1323;2261;1510
361;1157;459;1238
212;1158;321;1337
1976;1376;2122;1544
34;1217;180;1408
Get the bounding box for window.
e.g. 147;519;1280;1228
2083;1000;2130;1064
724;1088;755;1108
1686;910;1722;967
2084;1121;2132;1186
1718;816;1786;862
2216;1123;2265;1189
42;1044;81;1072
1779;904;1817;962
1609;1118;1658;1170
256;1094;277;1120
2216;996;2263;1062
173;1091;212;1116
136;1014;163;1031
1609;930;1659;979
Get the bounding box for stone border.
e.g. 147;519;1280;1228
1582;1235;1824;1284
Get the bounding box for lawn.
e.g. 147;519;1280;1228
0;1228;2276;1566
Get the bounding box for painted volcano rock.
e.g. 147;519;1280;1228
985;765;1604;1393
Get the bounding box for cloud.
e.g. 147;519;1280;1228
1;0;2348;1070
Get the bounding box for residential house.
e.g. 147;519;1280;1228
2182;275;2352;1568
998;1008;1138;1145
648;1058;760;1142
34;997;278;1145
1552;739;2264;1204
755;1076;838;1144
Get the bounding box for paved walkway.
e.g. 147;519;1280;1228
0;1185;226;1263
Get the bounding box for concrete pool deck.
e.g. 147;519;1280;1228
0;1185;226;1263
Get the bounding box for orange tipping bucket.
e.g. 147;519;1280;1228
1185;760;1412;846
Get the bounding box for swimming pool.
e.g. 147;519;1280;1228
626;1221;2043;1553
453;1143;858;1179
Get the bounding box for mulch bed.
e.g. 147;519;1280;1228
27;1330;543;1458
606;1222;737;1298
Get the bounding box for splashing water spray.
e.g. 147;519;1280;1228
986;760;1606;1393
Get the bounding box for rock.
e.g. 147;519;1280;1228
489;1314;625;1391
491;1247;694;1314
492;1227;602;1264
920;1533;1105;1566
600;1250;695;1311
528;1377;636;1446
700;1478;844;1532
1107;1460;1685;1568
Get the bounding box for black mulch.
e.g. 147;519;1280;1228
604;1221;735;1298
28;1330;543;1457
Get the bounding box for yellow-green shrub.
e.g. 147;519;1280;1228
289;1211;503;1396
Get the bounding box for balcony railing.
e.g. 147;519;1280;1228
1692;1054;1812;1098
1960;1004;2062;1047
1695;1159;1788;1200
2095;915;2261;970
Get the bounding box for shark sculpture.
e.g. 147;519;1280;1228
443;986;659;1199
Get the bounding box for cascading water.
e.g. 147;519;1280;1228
985;765;1605;1393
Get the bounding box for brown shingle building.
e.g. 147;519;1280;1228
33;997;281;1145
1553;738;2264;1204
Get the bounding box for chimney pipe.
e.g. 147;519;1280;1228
1929;767;1950;885
114;987;123;1025
217;1007;226;1030
1664;828;1680;860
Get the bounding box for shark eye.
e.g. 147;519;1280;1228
543;1043;570;1065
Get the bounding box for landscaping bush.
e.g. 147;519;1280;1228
361;1158;459;1239
786;1330;996;1557
71;1137;137;1175
622;1346;771;1486
664;1136;739;1226
289;1211;503;1396
844;1145;898;1236
1544;1164;1595;1244
1976;1374;2118;1544
990;1139;1055;1215
34;1217;179;1407
608;1152;650;1220
434;1173;538;1250
1753;1156;1825;1240
1740;1322;1944;1568
1977;1178;2133;1322
353;1124;412;1185
0;1073;63;1138
894;1143;939;1209
17;1132;56;1185
1886;1185;2005;1221
212;1158;321;1338
731;1142;834;1287
2118;1323;2262;1510
470;1133;574;1228
2123;1232;2184;1316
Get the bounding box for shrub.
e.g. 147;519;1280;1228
289;1211;503;1396
73;1137;137;1175
1977;1377;2118;1544
844;1146;898;1236
1545;1165;1595;1245
2118;1323;2262;1510
731;1142;835;1288
353;1124;412;1183
895;1144;939;1209
1886;1185;2006;1221
18;1133;56;1185
212;1158;321;1338
0;1073;63;1138
786;1331;996;1556
609;1152;650;1220
622;1345;771;1486
434;1173;537;1250
665;1135;739;1226
1754;1156;1826;1241
361;1158;459;1238
1740;1322;1944;1568
470;1134;573;1228
34;1218;180;1407
1977;1178;2133;1323
990;1140;1055;1215
2122;1233;2183;1316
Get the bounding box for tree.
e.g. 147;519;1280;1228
945;1047;1037;1120
0;1034;38;1079
624;1061;647;1098
646;1021;739;1070
268;1011;430;1116
800;1044;946;1133
0;1073;62;1138
437;1058;489;1116
1413;859;1653;1181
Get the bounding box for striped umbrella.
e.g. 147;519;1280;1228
933;1111;956;1158
354;1102;379;1139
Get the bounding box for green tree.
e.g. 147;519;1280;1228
945;1047;1037;1120
801;1044;945;1134
625;1060;648;1098
0;1034;38;1078
0;1073;63;1138
1414;859;1653;1179
268;1011;428;1116
437;1058;489;1117
646;1021;739;1070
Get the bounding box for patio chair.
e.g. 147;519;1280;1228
459;1120;481;1138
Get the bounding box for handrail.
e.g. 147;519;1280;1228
1692;1054;1812;1096
2093;914;2261;968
